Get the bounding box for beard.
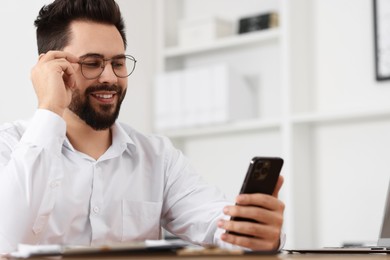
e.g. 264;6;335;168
68;84;126;130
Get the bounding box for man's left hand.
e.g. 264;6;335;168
218;175;285;251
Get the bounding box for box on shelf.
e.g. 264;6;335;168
178;17;234;47
154;64;257;131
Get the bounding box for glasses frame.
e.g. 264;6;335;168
78;54;137;80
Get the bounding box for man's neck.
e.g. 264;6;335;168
63;110;112;160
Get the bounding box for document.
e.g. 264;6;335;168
8;239;190;258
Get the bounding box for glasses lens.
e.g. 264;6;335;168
80;57;104;79
113;56;136;78
112;57;128;78
80;55;136;79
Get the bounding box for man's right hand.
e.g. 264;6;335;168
31;51;79;117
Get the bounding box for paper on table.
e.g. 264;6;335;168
10;244;63;258
9;239;190;258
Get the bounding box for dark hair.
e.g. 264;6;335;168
34;0;127;54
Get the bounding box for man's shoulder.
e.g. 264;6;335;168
117;122;174;149
0;120;28;138
0;120;29;147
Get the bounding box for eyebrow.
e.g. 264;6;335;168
79;53;126;59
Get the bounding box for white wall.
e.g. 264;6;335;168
0;0;155;133
314;0;390;112
310;0;390;247
0;1;49;122
116;0;155;133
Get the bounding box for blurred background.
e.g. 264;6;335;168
1;0;390;249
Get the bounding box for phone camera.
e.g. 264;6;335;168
264;161;271;169
256;161;264;170
254;161;269;180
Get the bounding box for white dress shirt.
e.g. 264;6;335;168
0;109;236;253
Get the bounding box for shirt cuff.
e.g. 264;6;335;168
278;232;286;250
20;109;66;154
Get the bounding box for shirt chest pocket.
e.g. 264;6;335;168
122;200;163;242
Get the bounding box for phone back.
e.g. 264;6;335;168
240;157;283;195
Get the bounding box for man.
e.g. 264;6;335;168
0;0;285;253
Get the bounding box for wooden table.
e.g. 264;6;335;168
62;254;390;260
2;252;390;260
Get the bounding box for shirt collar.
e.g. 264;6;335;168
62;122;137;159
111;121;137;154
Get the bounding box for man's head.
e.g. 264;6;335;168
34;0;126;54
34;0;132;130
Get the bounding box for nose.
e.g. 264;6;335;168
98;63;118;84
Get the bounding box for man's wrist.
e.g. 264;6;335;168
38;104;65;117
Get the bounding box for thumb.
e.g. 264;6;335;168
272;175;284;198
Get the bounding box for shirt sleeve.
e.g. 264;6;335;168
0;109;66;253
159;136;230;247
159;137;286;251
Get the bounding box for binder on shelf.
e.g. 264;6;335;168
211;65;256;124
154;71;183;130
153;64;257;132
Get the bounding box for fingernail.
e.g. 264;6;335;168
236;194;244;203
223;207;229;214
217;220;224;228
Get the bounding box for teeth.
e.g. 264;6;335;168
94;94;113;99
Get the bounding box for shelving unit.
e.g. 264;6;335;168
155;0;297;248
163;28;280;58
154;0;390;249
162;118;282;139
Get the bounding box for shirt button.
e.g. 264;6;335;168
93;206;100;214
50;181;60;189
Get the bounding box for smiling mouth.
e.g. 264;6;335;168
91;92;117;103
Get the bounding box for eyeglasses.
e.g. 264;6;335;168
78;54;137;79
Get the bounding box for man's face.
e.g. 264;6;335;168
63;20;128;130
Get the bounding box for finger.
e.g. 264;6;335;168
218;219;279;240
39;50;79;63
60;62;78;88
45;58;77;77
220;231;277;251
63;70;77;89
236;193;283;212
272;175;284;198
39;59;78;89
224;205;283;227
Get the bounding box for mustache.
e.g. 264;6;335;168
85;84;122;95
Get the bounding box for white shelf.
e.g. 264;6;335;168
160;108;390;139
163;28;280;58
292;108;390;125
161;118;281;139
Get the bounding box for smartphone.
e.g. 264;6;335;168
226;156;284;236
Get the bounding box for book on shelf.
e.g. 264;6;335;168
238;12;279;34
